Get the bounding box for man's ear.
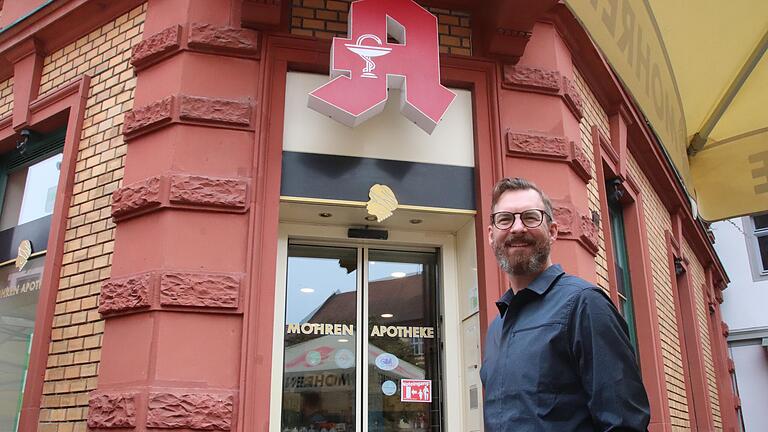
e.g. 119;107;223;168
487;224;494;246
548;220;558;243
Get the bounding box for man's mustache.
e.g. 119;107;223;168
503;236;536;247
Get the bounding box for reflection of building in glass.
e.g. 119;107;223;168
0;256;45;429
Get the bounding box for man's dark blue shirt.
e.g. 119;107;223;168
480;264;650;432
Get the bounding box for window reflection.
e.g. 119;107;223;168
368;250;440;432
282;245;358;431
0;256;44;429
281;246;442;432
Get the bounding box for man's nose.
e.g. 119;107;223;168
508;216;528;233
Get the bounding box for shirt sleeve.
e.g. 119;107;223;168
568;287;651;432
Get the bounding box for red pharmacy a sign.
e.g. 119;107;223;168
308;0;455;134
401;379;432;403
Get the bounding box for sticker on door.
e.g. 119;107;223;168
401;379;432;403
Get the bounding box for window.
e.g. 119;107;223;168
280;244;442;432
0;129;64;431
607;197;638;352
744;213;768;280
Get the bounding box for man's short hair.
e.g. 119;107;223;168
490;177;554;220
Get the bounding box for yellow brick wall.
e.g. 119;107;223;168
627;155;691;430
290;0;472;56
682;240;722;429
573;67;610;293
575;64;694;430
0;77;13;118
36;5;146;432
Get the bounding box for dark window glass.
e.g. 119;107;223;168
753;214;768;230
757;235;768;272
607;198;638;354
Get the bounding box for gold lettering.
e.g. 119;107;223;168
424;327;434;338
343;324;354;336
371;325;383;337
333;324;341;335
301;323;313;334
287;323;300;334
402;326;413;337
386;326;398;337
325;324;333;334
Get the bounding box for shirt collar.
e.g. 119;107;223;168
495;264;565;316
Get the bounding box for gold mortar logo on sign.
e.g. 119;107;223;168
15;240;32;270
366;184;398;222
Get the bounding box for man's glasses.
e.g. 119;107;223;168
490;209;551;230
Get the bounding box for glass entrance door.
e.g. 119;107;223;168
281;244;442;432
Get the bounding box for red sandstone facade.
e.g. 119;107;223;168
0;1;738;431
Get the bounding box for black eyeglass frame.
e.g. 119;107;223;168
489;209;552;230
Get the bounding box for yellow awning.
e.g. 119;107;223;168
565;0;768;221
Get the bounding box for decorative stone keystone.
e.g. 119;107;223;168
160;272;240;308
123;97;173;137
111;176;162;219
178;95;251;126
169;175;247;209
506;132;568;159
87;392;137;428
131;25;182;68
147;393;234;430
188;23;259;56
99;273;152;315
502;65;561;93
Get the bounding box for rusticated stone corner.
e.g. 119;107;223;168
112;176;162;220
147;393;234;430
178;95;251;127
569;142;593;182
87;392;137;428
552;204;575;235
99;273;152;315
169;175;247;209
188;23;259;56
502;65;561;92
124;97;173;137
132;25;181;68
579;214;599;255
160;272;240;308
562;76;584;119
506;132;568;159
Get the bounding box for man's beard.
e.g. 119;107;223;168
493;233;551;276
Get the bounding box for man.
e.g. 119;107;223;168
480;177;650;432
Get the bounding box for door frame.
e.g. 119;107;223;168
269;221;463;432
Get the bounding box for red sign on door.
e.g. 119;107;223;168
400;379;432;403
308;0;455;134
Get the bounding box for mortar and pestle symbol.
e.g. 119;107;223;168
345;34;392;79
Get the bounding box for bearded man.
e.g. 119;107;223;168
480;177;650;432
